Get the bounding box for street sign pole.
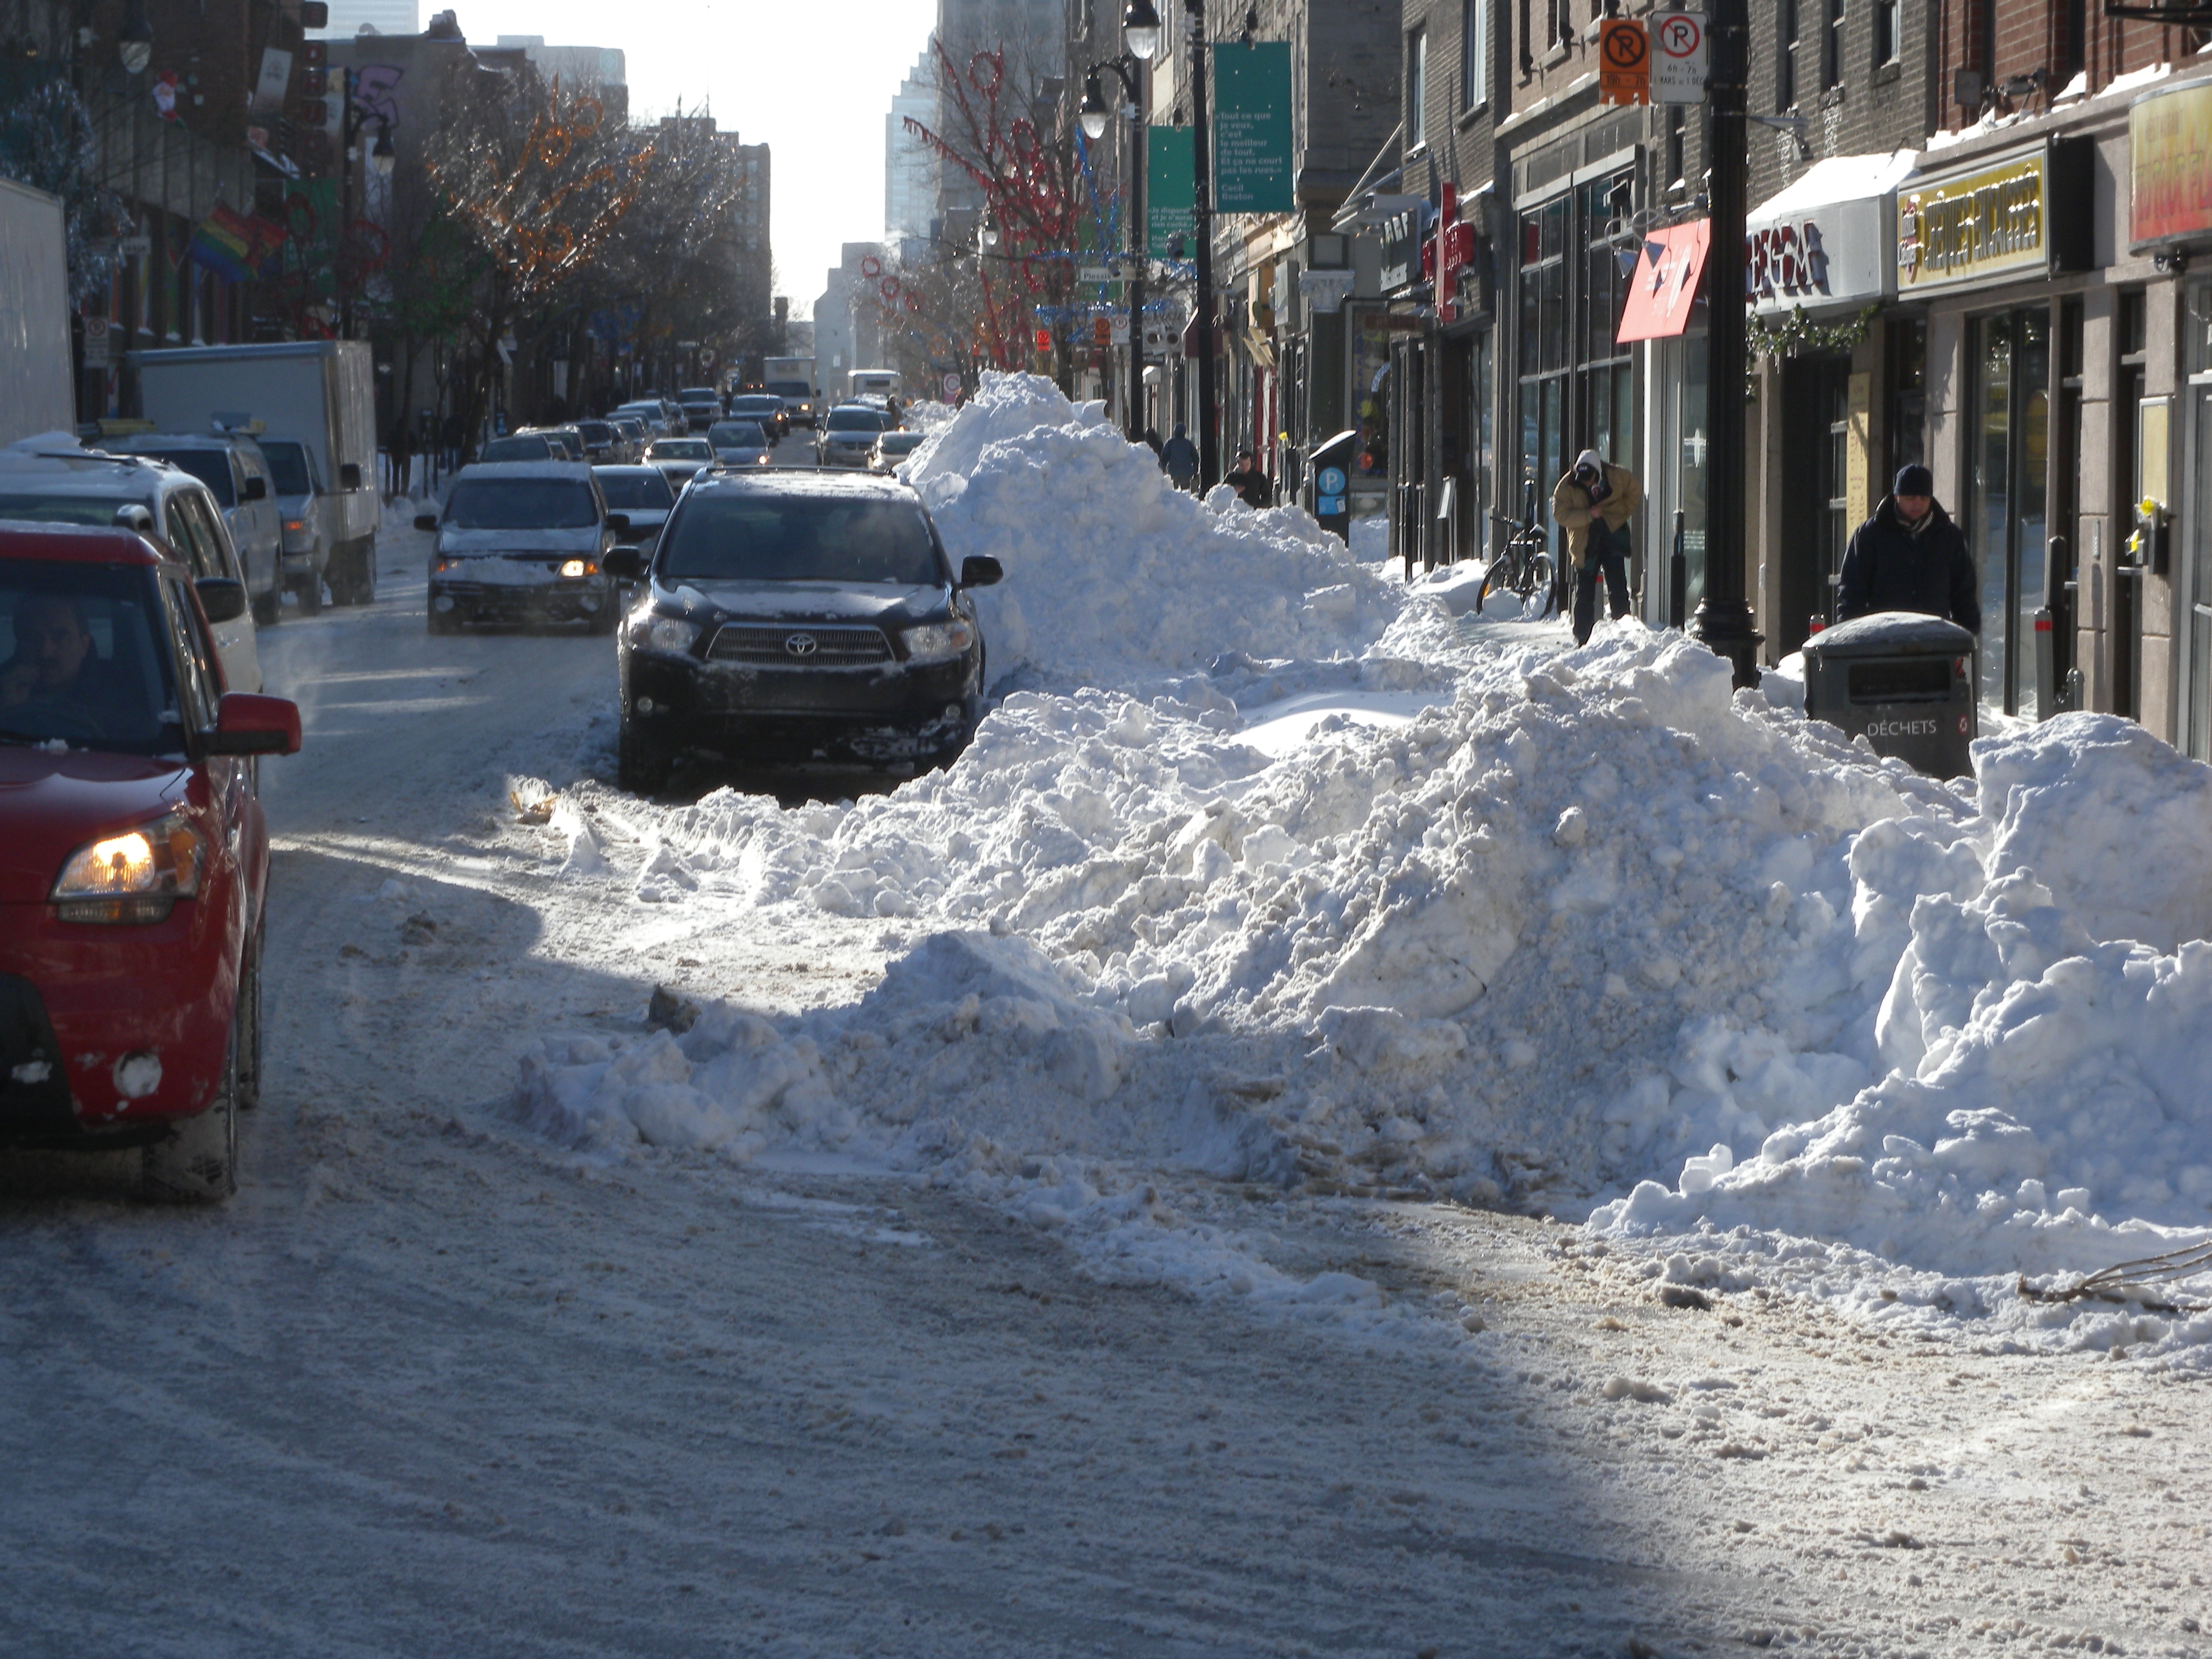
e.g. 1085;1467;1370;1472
1188;0;1219;490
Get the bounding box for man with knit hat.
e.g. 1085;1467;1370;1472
1835;463;1979;632
1551;449;1640;645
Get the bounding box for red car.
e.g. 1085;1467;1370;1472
0;524;300;1201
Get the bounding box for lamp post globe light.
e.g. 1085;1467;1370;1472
1123;0;1162;60
117;3;153;74
370;123;396;179
1079;74;1109;141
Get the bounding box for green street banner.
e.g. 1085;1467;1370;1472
1147;124;1196;257
1211;42;1293;214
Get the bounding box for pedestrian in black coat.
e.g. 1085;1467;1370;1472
1836;464;1980;631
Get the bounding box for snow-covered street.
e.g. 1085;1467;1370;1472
4;388;2209;1657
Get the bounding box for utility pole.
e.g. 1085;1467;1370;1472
1127;79;1148;443
1186;0;1219;490
1690;0;1762;685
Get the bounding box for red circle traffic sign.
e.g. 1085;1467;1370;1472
1655;14;1702;56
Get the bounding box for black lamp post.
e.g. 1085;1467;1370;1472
1690;0;1762;685
1080;6;1159;444
1183;0;1219;490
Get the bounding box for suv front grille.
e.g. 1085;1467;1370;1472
706;623;892;666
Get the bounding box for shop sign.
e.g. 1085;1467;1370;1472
1746;194;1889;315
2129;78;2212;251
1897;142;2092;295
1379;206;1424;294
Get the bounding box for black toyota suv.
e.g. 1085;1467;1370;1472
605;469;1000;793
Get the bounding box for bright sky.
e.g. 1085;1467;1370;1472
447;1;939;315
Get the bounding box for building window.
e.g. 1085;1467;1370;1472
1407;27;1428;148
1519;0;1534;74
1778;0;1797;108
1462;0;1488;109
1823;0;1844;90
1874;0;1898;65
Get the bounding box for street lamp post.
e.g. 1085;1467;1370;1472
337;68;395;338
1080;2;1159;443
1690;0;1762;685
1184;0;1219;490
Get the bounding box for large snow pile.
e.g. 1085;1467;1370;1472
506;376;2212;1351
898;374;1428;693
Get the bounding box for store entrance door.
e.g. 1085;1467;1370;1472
1967;309;2052;717
1778;355;1853;654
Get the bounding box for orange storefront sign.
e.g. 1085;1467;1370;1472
2131;79;2212;250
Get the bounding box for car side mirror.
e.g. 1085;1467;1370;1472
414;513;439;532
205;692;302;757
242;475;268;501
602;547;645;582
340;462;363;490
959;555;1004;588
604;512;630;534
195;577;248;624
112;503;156;533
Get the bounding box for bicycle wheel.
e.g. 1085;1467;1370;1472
1532;552;1559;620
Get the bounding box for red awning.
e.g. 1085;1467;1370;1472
1614;219;1709;344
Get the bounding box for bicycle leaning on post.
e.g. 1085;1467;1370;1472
1476;480;1558;618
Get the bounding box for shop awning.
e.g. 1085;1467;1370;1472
1615;219;1708;343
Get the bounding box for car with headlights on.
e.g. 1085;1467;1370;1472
0;522;302;1201
415;462;628;634
869;430;927;473
706;420;773;468
604;470;1000;792
727;393;788;441
815;404;892;469
645;437;715;490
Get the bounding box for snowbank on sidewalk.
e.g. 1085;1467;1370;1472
899;374;1424;693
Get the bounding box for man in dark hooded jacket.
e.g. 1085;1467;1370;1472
1835;464;1979;631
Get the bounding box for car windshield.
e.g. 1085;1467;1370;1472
442;480;599;529
481;437;553;462
651;440;712;460
0;560;178;753
709;423;768;447
594;471;673;510
0;492;138;526
660;492;942;586
764;381;809;400
257;440;314;496
578;422;614;442
825;409;885;433
731;399;780;415
878;434;925;454
135;449;233;506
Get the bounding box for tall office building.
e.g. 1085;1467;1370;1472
884;52;937;261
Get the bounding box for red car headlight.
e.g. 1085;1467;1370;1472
51;809;204;924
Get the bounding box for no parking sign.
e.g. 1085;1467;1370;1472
1651;13;1707;104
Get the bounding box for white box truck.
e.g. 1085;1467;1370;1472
131;340;382;604
761;355;819;429
0;179;77;447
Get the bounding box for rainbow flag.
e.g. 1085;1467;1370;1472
186;204;285;282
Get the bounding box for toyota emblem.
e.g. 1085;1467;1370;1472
784;632;819;658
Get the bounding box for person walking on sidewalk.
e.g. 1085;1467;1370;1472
1835;463;1980;632
1224;449;1271;509
1552;449;1639;645
1160;424;1199;491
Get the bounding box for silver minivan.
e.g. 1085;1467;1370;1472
110;432;286;623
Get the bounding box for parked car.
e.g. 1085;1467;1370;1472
415;461;627;633
869;430;927;472
254;437;332;614
603;469;1001;791
592;464;676;557
0;522;303;1201
815;405;892;468
107;430;286;624
706;420;773;467
644;437;715;490
523;426;585;462
676;388;723;433
727;393;788;440
0;440;266;693
480;433;558;463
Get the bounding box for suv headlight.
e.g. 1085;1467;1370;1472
900;620;975;663
51;808;203;924
631;614;701;654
